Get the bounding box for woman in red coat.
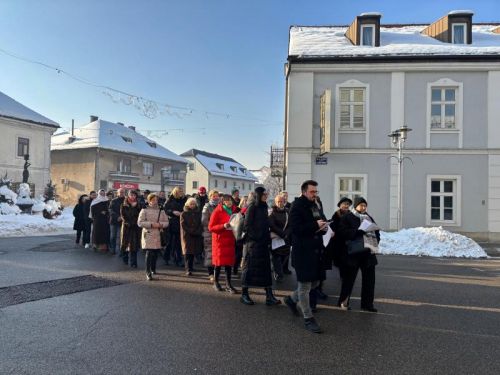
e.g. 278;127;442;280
209;194;239;294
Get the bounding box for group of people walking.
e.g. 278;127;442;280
73;180;380;334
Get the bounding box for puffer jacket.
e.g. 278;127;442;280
137;204;169;250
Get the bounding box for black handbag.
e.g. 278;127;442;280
346;237;368;255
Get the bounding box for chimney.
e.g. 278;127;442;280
345;12;382;46
421;10;474;44
128;126;136;131
90;115;99;122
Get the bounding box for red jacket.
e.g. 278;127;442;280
208;203;237;266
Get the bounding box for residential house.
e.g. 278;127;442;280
285;11;500;239
0;90;59;197
181;149;257;196
51;116;187;205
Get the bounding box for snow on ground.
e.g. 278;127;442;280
0;207;74;238
379;227;487;258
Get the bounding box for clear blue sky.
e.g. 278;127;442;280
0;0;499;169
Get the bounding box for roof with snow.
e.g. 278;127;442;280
51;119;187;164
181;149;257;181
289;24;500;60
0;91;59;128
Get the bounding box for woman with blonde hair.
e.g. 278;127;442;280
138;193;169;280
202;189;219;281
181;197;203;276
164;186;187;266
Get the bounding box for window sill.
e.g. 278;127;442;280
430;128;460;133
339;129;366;133
428;220;460;227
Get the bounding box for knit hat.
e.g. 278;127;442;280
199;186;207;194
353;197;367;208
337;197;353;207
254;186;266;195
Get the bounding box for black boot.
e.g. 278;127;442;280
213;267;223;291
224;266;238;294
240;288;255;305
265;287;282;306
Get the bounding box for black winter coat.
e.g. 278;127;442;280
120;200;142;252
109;196;125;225
241;202;272;288
268;206;291;256
324;209;348;270
338;211;379;268
165;196;187;234
289;195;325;282
73;204;86;231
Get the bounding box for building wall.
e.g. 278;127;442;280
50;148;96;206
184;156;209;195
286;64;499;237
0;117;56;197
51;147;186;205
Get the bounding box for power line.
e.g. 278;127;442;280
0;46;282;126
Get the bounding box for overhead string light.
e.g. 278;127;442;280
0;46;281;126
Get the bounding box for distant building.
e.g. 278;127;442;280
285;11;500;239
180;149;257;196
51;116;187;205
0;90;59;197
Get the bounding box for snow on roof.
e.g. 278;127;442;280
448;10;474;16
182;149;257;182
289;24;500;58
0;91;59;127
51;119;187;164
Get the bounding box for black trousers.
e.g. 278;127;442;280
76;230;82;244
145;249;159;276
271;253;288;278
184;254;194;272
123;250;138;267
339;264;376;308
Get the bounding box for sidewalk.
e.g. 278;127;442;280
477;241;500;257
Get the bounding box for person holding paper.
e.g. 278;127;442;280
269;195;292;282
338;197;380;312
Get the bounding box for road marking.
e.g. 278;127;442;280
376;297;500;313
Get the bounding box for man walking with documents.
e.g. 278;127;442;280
338;197;380;312
284;180;329;333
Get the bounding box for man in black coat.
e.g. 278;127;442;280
284;180;328;334
82;190;96;249
109;188;125;255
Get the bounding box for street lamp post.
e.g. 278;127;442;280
388;126;412;231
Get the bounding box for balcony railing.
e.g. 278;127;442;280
109;171;140;180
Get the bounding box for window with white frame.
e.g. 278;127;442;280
427;176;461;225
192;181;198;189
188;162;195;171
360;25;375;46
224;180;227;188
143;162;154;176
242;183;245;190
431;87;457;129
17;137;29;157
339;88;365;129
214;179;218;188
336;175;367;203
118;158;131;173
452;23;466;44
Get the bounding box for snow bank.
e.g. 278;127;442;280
379;227;487;258
0;207;74;237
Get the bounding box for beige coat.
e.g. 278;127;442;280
138;205;169;250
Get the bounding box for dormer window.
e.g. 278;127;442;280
146;141;157;148
216;163;224;170
239;167;246;174
452;23;467;44
121;136;133;143
361;25;375;46
230;166;237;172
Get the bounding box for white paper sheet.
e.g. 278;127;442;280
359;219;379;232
272;238;286;250
323;226;334;247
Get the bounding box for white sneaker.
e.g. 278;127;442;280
84;244;90;249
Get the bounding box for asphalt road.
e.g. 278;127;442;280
0;234;499;375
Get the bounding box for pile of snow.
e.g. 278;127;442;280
16;183;34;205
0;202;21;215
379;227;487;258
0;185;17;203
0;206;74;237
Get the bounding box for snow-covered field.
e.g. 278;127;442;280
0;207;74;237
379;227;487;258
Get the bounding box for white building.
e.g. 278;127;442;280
285;11;500;239
181;149;257;195
0;91;59;197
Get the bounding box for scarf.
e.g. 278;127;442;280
350;208;377;238
126;197;138;207
222;204;232;216
209;199;219;206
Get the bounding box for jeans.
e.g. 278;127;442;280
291;280;320;319
145;249;159;276
109;224;121;253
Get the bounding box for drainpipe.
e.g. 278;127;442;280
283;61;291;190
